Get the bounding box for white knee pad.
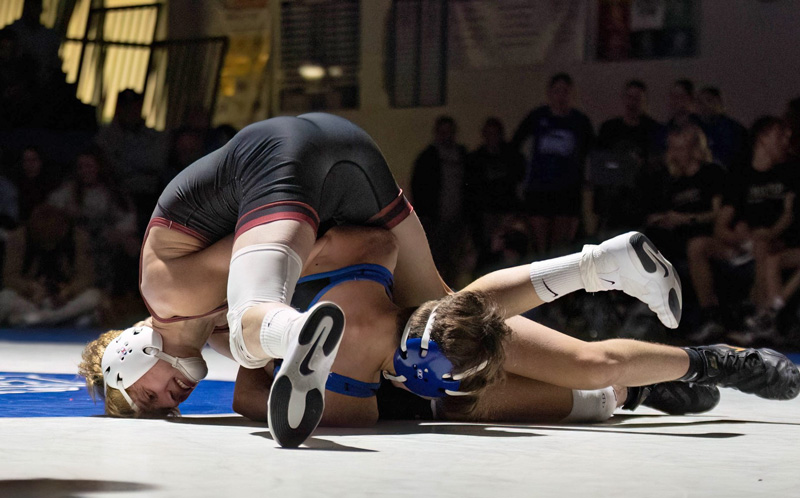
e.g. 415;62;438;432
227;243;303;368
563;386;617;423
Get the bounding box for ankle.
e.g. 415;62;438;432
259;306;302;358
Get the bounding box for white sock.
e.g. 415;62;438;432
529;252;583;302
563;387;617;423
259;307;302;358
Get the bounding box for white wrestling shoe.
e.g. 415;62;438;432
268;302;345;448
580;232;682;329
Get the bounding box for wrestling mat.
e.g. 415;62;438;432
1;328;799;498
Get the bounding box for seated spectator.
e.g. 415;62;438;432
47;148;139;295
642;124;726;262
0;204;101;327
8;146;60;222
697;86;748;171
0;146;18;233
591;79;664;236
465;117;524;271
511;73;594;255
687;117;796;344
95;89;168;236
411;115;471;286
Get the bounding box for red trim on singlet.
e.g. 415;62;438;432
238;200;320;226
148;217;211;245
235;212;319;240
139;218;226;323
367;190;414;229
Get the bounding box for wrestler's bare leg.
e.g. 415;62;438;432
458;375;628;423
230;219;344;447
502;316;690;390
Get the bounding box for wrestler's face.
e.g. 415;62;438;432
128;360;199;412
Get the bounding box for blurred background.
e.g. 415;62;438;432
1;0;799;350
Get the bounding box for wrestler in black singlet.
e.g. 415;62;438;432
150;113;411;244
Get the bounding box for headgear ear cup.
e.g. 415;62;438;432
382;307;489;398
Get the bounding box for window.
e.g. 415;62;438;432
280;0;360;111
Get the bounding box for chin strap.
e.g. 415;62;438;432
145;347;209;384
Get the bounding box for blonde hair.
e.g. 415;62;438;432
78;329;137;417
666;124;712;177
78;320;155;418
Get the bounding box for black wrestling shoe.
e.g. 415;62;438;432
268;302;345;448
688;345;800;401
622;382;720;415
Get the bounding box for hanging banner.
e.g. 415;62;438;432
448;0;588;69
597;0;699;61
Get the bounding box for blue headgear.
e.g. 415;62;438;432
382;306;488;398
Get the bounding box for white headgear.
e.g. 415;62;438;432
101;325;208;412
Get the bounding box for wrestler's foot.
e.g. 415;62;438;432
268;302;345;448
688;344;800;400
623;382;720;415
580;232;682;329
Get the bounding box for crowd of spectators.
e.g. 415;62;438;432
411;73;800;348
0;11;236;329
2;7;800;351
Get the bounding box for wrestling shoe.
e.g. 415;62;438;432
268;302;345;448
687;345;800;400
622;382;720;415
580;232;682;329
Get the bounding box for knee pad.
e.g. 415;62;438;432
563;386;617;423
226;243;303;368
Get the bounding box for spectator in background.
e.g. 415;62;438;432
9;146;59;222
0;146;18;234
465;117;525;272
688;117;796;344
590;79;664;236
95;89;168;236
163;126;207;185
0;204;100;327
1;0;62;86
47;148;139;295
512;72;594;255
0;29;38;129
697;86;748;171
786;97;800;160
641;124;726;264
411;115;471;286
207;124;238;152
666;79;702;131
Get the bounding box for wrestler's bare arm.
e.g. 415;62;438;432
389;213;451;306
461;265;545;317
